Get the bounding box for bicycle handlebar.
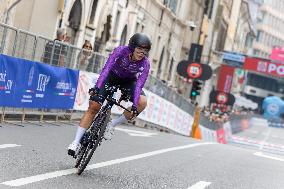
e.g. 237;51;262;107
95;94;131;113
93;85;133;113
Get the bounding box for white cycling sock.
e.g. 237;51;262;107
108;114;127;128
74;126;87;145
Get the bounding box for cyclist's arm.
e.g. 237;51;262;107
95;46;123;89
133;61;150;108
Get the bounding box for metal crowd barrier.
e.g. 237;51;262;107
0;22;199;127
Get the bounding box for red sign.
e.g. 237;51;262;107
244;57;284;78
216;92;228;104
187;63;202;79
216;64;235;93
270;47;284;62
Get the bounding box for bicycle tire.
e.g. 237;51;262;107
77;110;110;175
75;145;86;168
74;132;89;168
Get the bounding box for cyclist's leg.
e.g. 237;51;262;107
74;88;106;140
123;92;147;120
80;101;101;129
118;79;147;120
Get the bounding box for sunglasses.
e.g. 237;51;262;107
135;47;149;55
84;45;92;49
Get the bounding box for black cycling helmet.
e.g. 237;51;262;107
128;33;152;51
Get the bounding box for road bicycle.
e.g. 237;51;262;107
74;85;132;175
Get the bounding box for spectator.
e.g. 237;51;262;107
42;28;68;67
78;40;93;71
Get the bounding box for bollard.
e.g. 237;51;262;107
1;107;5;123
21;108;26;123
190;106;202;139
40;109;44;123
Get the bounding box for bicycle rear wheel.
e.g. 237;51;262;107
77;110;110;175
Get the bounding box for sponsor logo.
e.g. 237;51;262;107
28;66;35;87
37;74;50;92
0;71;13;91
267;63;284;76
0;71;7;82
257;61;267;72
256;60;284;76
56;81;72;91
5;80;12;90
267;103;280;115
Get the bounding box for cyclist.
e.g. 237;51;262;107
68;33;151;157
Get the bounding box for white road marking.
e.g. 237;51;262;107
115;127;158;137
259;127;271;151
271;135;279;138
187;181;211;189
254;152;284;162
0;144;21;149
1;142;215;187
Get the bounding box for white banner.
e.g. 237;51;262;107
200;125;217;142
111;89;194;136
73;71;99;111
139;90;194;136
73;71;194;136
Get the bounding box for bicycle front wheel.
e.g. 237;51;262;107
77;111;110;175
77;141;96;175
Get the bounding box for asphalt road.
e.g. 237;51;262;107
229;117;284;155
1;120;284;189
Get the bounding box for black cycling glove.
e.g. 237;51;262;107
89;87;100;95
131;106;139;118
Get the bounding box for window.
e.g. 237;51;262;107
89;0;98;24
215;21;227;51
120;25;127;46
245;34;253;48
167;58;174;81
113;11;121;35
163;0;178;13
157;47;165;78
256;31;260;42
135;22;140;33
208;0;215;19
247;73;278;92
253;49;260;56
68;0;82;31
169;0;177;13
154;36;161;59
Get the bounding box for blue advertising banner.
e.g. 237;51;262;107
0;54;79;109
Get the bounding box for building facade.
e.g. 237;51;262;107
199;0;255;107
241;0;284;111
251;0;284;58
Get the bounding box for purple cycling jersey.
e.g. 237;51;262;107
95;46;150;108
